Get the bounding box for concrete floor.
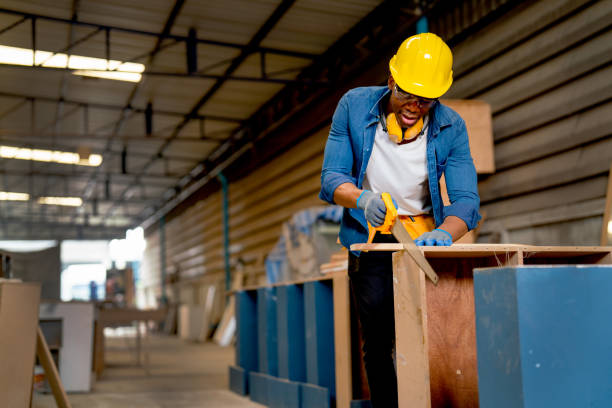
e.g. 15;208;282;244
32;334;264;408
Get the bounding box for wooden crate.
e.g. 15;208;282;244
349;243;612;408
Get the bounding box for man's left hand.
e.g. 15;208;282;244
415;229;453;246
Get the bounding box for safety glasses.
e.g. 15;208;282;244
393;84;437;108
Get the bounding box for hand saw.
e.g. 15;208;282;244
368;193;439;285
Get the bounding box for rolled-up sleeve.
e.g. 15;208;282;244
442;119;482;230
319;95;357;204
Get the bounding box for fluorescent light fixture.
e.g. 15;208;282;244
0;145;103;166
608;220;612;235
0;45;145;82
0;191;30;201
38;197;83;207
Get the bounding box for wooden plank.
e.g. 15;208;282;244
495;101;612;171
451;2;612;101
36;326;71;408
503;217;604;248
230;195;324;241
441;100;494;173
229;159;322;219
229;174;321;228
480;198;606;233
229;130;327;201
482;176;607;219
492;65;612;141
602;165;612;246
485;30;612;111
93;321;104;376
392;251;431;408
479;137;612;202
425;253;522;408
98;308;167;325
0;282;41;407
352;243;524;256
449;0;590;78
333;274;352;408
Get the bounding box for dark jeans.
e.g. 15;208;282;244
348;233;398;408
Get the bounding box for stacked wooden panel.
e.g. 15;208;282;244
440;0;612;245
141;128;327;304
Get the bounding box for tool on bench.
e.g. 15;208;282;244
367;193;439;285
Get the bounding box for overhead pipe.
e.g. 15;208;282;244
217;172;231;292
159;215;168;305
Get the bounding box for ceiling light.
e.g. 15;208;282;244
608;220;612;235
0;191;30;201
38;197;83;207
72;70;141;82
0;145;103;166
0;45;145;82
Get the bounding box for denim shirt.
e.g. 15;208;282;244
319;86;481;253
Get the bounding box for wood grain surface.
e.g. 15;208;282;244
425;255;522;408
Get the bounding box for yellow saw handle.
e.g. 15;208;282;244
367;192;398;243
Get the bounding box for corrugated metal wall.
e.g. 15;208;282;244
443;0;612;244
140;0;612;303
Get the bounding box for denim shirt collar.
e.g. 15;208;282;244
367;87;390;127
366;86;453;137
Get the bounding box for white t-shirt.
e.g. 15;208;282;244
362;117;432;216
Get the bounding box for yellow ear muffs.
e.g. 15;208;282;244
386;113;423;144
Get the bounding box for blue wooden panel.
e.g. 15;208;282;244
474;265;612;408
301;382;330;408
303;281;336;398
229;365;248;396
257;287;279;376
268;376;301;408
249;372;270;405
350;400;373;408
277;284;306;382
236;290;258;371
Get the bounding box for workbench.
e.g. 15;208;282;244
230;244;612;408
350;244;612;408
93;307;167;376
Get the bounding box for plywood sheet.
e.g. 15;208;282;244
441;99;494;174
0;282;41;407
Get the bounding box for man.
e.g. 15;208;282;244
319;33;480;408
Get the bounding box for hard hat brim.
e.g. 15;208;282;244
389;59;453;99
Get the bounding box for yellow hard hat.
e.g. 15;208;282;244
389;33;453;99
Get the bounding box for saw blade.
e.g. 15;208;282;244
391;221;439;285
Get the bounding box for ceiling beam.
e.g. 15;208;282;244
0;7;316;60
104;0;297;222
0;64;329;86
0;169;180;185
0;130;225;143
0;91;243;123
0;217;130;240
0;138;203;162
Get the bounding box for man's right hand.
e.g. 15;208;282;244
356;190;387;227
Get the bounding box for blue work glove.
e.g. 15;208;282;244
415;229;453;246
356;190;388;227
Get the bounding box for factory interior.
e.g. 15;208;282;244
1;0;611;407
